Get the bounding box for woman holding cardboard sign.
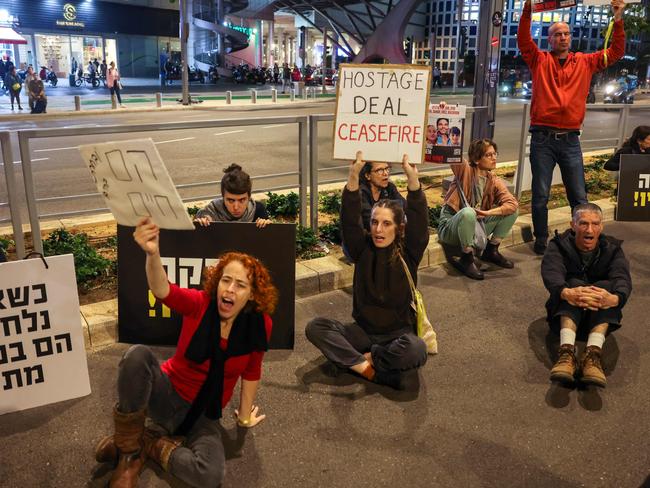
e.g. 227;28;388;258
95;216;277;487
437;138;519;280
306;151;429;390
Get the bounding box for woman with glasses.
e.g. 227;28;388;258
357;160;407;232
438;138;519;280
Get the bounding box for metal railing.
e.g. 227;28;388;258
15;116;310;254
2;101;647;257
1;132;25;258
513;103;650;197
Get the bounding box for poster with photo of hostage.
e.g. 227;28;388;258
425;103;466;164
533;0;577;12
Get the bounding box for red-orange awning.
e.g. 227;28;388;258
0;27;26;45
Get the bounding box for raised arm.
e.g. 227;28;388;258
341;151;369;261
586;0;625;72
517;0;541;68
402;155;430;263
133;217;170;299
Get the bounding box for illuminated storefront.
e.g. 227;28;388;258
0;0;179;78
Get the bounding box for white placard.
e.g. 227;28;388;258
333;63;431;164
0;255;91;415
79;138;194;230
425;103;466;164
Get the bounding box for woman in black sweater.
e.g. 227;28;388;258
306;152;429;389
604;125;650;171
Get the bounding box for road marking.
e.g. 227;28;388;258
34;146;77;152
154;137;195;145
262;124;290;129
4;157;49;165
214;130;244;136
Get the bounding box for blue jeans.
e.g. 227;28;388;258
529;131;588;241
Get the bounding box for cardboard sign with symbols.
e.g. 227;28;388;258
616;154;650;221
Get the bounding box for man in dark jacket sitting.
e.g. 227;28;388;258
541;203;632;388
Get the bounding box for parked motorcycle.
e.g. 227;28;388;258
208;66;219;84
46;69;58;87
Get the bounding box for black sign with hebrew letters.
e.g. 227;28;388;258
117;223;296;348
616;154;650;222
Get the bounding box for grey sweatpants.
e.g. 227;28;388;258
305;318;427;372
117;344;225;488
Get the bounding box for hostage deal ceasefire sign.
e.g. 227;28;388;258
333;64;431;164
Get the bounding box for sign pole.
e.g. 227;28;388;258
470;0;504;140
180;0;190;105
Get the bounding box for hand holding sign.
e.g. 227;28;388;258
402;154;421;191
133;217;160;256
346;151;366;192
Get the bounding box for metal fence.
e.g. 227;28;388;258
1;102;647;258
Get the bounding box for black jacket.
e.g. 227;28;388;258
604;140;647;171
541;229;632;318
341;187;429;336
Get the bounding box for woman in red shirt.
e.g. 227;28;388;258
95;216;278;487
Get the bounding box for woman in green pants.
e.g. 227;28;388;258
438;138;519;280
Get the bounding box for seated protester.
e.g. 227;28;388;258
195;164;271;228
358;160;407;232
541;203;632;388
604;125;650;171
437;138;519;280
95;217;278;487
306;152;429;390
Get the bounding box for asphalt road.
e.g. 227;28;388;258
0;97;648;223
1;221;649;487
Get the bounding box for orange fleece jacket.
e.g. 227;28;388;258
517;4;625;130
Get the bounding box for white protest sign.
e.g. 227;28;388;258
79;138;194;230
333;63;431;164
0;255;91;415
425;103;466;164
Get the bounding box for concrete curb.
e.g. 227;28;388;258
79;197;615;350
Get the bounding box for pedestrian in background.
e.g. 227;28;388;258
4;66;23;110
107;61;125;108
281;62;291;93
87;60;96;82
24;66;37;111
100;59;108;81
432;65;442;88
26;66;47;113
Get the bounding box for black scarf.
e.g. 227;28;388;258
174;300;268;435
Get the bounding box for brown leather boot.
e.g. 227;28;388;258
144;432;184;472
580;345;606;388
550;344;577;384
481;242;514;268
108;405;146;488
95;429;158;466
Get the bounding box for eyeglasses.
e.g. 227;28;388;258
372;167;391;175
483;151;498;159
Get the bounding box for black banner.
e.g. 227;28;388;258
616;154;650;222
117;223;296;349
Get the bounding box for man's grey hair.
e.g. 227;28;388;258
572;203;603;222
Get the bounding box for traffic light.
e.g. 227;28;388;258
459;26;468;57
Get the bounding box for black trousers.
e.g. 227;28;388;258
305;317;427;372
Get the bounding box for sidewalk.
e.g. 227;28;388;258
2;215;648;488
77;196;616;351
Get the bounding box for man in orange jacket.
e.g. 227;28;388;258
517;0;625;254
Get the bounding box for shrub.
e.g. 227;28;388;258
0;236;13;255
319;191;342;215
187;205;201;217
296;225;325;259
319;219;342;244
43;229;112;286
428;205;443;229
266;192;299;218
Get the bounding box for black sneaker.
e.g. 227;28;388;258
533;239;547;255
455;251;484;280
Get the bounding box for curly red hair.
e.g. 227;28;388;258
203;252;278;315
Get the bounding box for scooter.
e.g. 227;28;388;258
603;79;636;104
46;70;58;87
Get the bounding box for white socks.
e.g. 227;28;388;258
587;332;606;349
560;328;577;346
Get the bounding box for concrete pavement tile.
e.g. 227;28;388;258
295;262;319;298
80;299;118;348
